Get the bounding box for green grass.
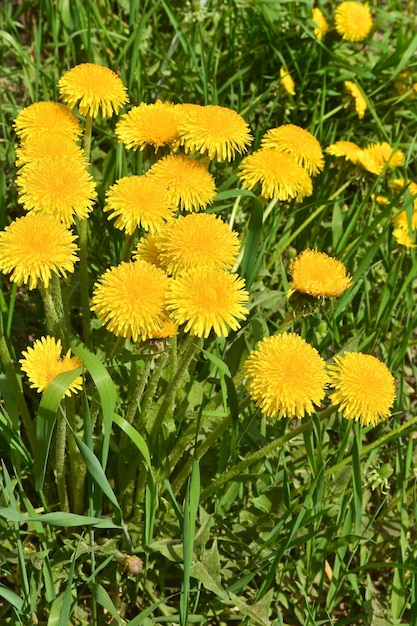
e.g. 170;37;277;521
1;0;417;624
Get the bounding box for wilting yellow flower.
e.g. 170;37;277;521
115;100;182;151
156;213;240;277
147;154;216;212
392;227;416;248
166;268;249;338
312;7;329;40
244;333;328;419
16;156;97;225
238;148;312;200
325;140;363;164
15;134;87;168
13;102;82;143
335;2;373;42
288;249;352;298
91;260;169;341
359;142;405;175
344;81;367;119
104;175;175;235
279;67;295;96
0;214;78;290
328;352;395;426
20;336;82;397
58;63;128;118
178;104;253;161
261;124;324;176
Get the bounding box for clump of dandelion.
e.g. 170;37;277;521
0;214;78;290
178;104;253;161
335;2;373;42
261;124;324;176
166;268;249;338
244;333;328;419
58;63;128;118
104;175;175;235
91;260;169;341
146;154;216;212
20;336;83;397
328;352;395;426
238;148;313;200
115;100;182;151
288;249;352;298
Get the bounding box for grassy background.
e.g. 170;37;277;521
1;1;417;624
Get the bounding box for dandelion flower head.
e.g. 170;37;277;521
15;134;87;168
166;268;249;338
238;148;313;200
16;156;97;225
13;102;82;143
328;352;395;426
344;81;367;119
312;7;329;40
261;124;324;175
133;231;166;269
104;175;175;235
91;260;169;341
359;142;405;175
147;154;217;212
325;140;363;164
156;213;240;276
289;249;352;298
335;2;373;42
392;227;416;248
0;214;78;290
244;333;328;419
115;100;182;151
279;67;295;96
58;63;128;118
20;336;82;397
178;104;253;161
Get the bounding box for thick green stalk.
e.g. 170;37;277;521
40;284;64;342
199;404;336;503
125;357;154;427
140;342;172;430
66;396;86;514
54;410;69;512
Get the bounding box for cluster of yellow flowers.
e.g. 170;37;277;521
312;2;373;43
2;62;396;427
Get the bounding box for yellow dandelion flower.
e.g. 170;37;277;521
20;336;82;397
16;156;97;225
0;214;78;290
104;175;175;235
13;102;82;143
115;100;181;151
392;226;416;248
146;154;216;212
15;134;87;168
58;63;128;118
335;2;373;42
359;142;405;175
178;104;253;162
238;148;313;200
388;179;417;208
372;194;390;206
279;67;295;96
261;124;324;176
288;249;352;298
157;213;240;277
166;268;249;338
325;140;363;164
91;260;169;341
133;231;166;268
394;208;417;231
344;81;367;119
148;317;178;340
244;333;328;419
312;7;329;40
328;352;395;426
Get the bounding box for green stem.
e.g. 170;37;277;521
66;396;86;513
54;410;69;512
121;228;138;262
40;284;63;341
140;342;172;430
199;404;336;504
0;330;35;452
125;357;153;426
149;335;202;441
